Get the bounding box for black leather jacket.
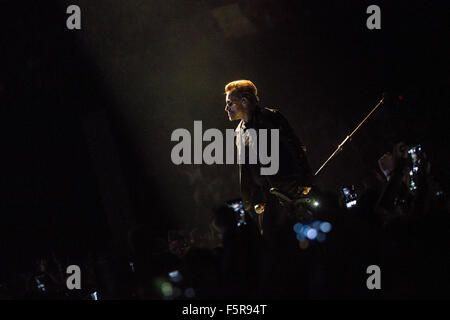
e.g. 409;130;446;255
236;106;313;213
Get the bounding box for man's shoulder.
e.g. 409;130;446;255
259;106;282;121
257;106;288;128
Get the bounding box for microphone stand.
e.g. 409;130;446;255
314;96;385;176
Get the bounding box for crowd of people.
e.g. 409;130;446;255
0;141;449;300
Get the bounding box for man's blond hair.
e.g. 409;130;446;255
224;80;259;104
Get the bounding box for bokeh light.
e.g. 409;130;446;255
319;222;332;233
306;228;318;240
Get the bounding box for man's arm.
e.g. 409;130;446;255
262;108;314;189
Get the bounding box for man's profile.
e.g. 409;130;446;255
224;80;314;235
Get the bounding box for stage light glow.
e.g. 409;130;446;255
311;221;321;229
168;270;182;283
296;232;306;241
306;228;318;240
303;226;311;236
294;223;303;233
161;282;173;297
319;222;332;233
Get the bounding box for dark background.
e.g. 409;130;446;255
1;0;449;268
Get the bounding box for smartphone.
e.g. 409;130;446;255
341;185;358;208
226;199;247;227
90;291;99;300
407;145;423;191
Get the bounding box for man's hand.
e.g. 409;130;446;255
378;152;394;180
378;142;409;180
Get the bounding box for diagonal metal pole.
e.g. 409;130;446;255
314;96;385;176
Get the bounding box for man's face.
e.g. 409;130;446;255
225;92;245;121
